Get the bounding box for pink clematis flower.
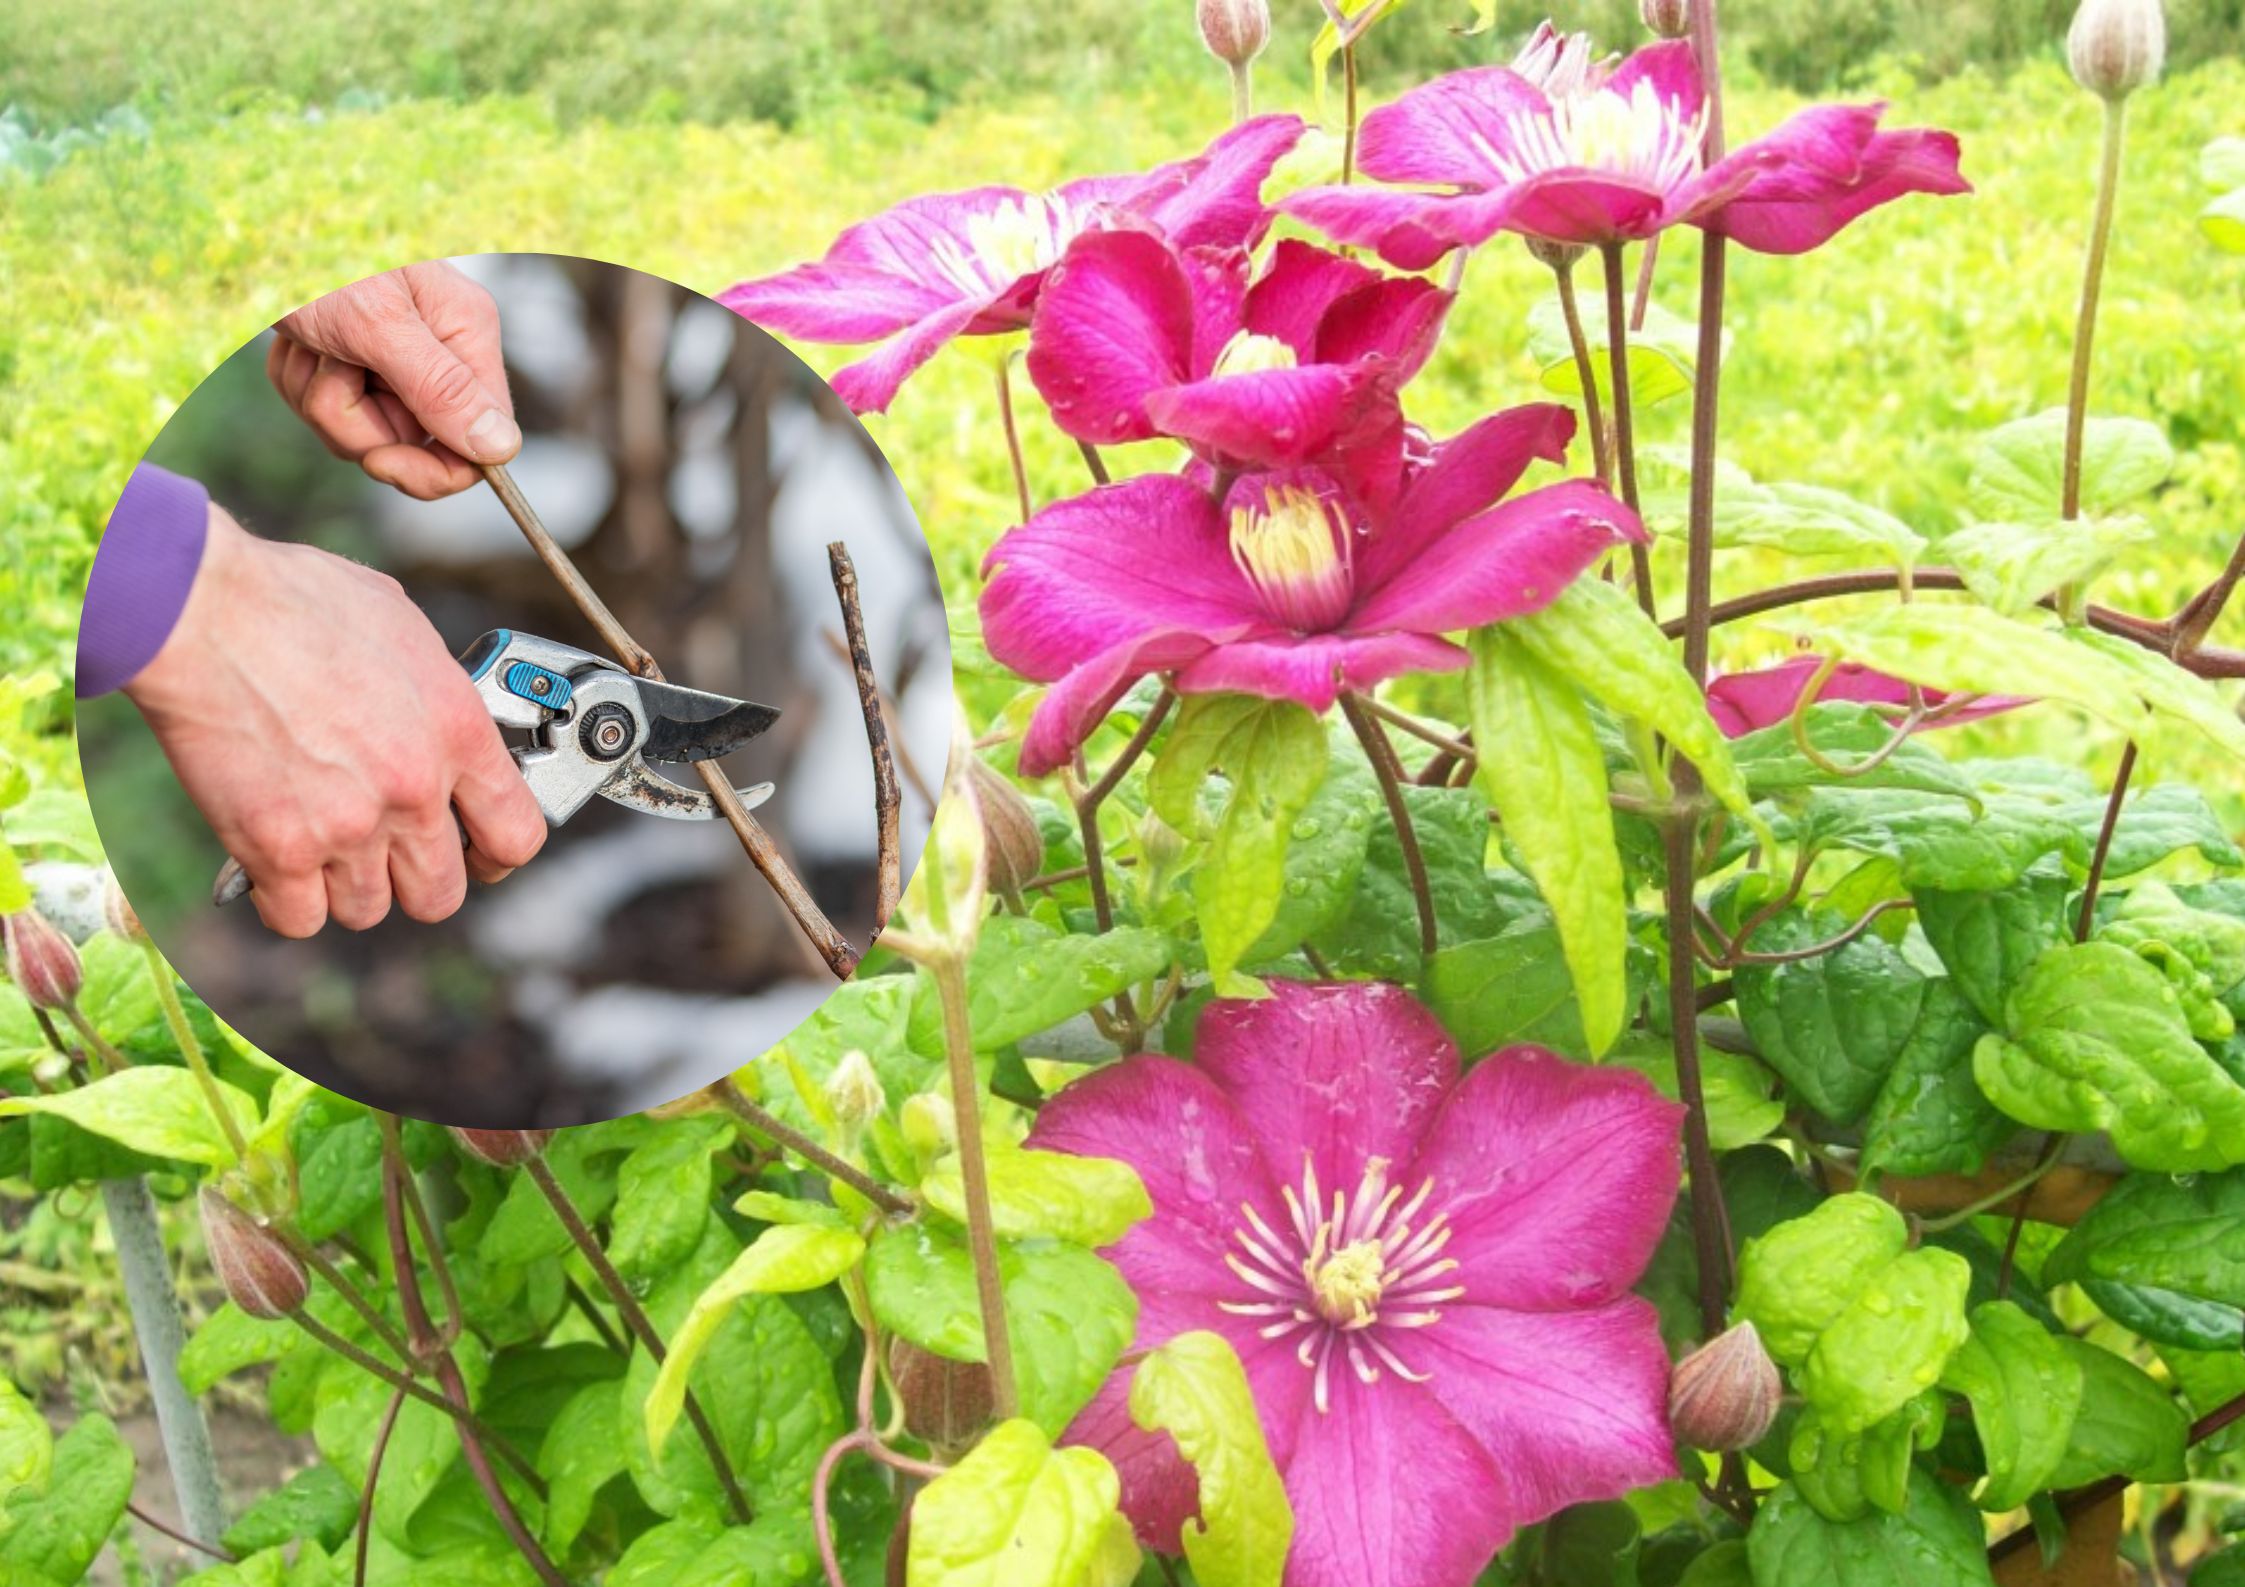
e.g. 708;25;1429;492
1027;980;1684;1587
1025;233;1452;491
979;405;1641;776
718;115;1304;413
1279;38;1968;268
1707;655;2027;738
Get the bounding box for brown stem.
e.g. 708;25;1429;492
1631;232;1661;331
479;461;862;979
355;1387;405;1587
1077;441;1110;486
929;954;1019;1420
1552;256;1612;491
127;1500;233;1564
1357;696;1475;763
1727;900;1913;968
380;1116;462;1347
996;352;1033;524
436;1348;568;1587
523;1154;754;1525
1341;693;1437;963
1072;688;1174;938
284;1235;414;1365
2175;531;2245;656
830;542;903;929
708;1079;913;1215
2075;740;2138;941
1599;242;1656;619
1341;44;1360;185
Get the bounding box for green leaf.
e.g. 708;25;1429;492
1607;1036;1784;1151
1859;979;2010;1178
1128;1333;1291;1587
922;1137;1150;1248
1314;780;1512;979
221;1463;358;1556
0;1380;51;1537
1787;1399;1938;1522
2086;1279;2243;1352
1467;627;1629;1054
2074;629;2245;767
1244;752;1379;964
645;1223;864;1457
1734;1194;1911;1366
605;1512;818;1587
2046;1167;2245;1309
1817;605;2152;741
1526;290;1698;408
1639;451;1923;570
1732;704;1979;802
1424;924;1614;1057
1746;1471;1995;1587
2204;187;2245;254
1937;1301;2082;1511
1968;410;2174;519
540;1381;625;1555
1733;909;1926;1124
907;1419;1139;1587
0;1413;133;1585
911;916;1174;1054
1509;577;1756;826
1942;515;2153;615
1678;1539;1754;1587
608;1114;731;1282
2045;1338;2187;1488
0;1066;258;1168
866;1222;1137;1438
1798;1247;1970;1434
1914;871;2072;1028
1973;941;2245;1171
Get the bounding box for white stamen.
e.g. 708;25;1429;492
1478;77;1708;195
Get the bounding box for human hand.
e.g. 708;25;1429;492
267;261;519;501
126;504;547;936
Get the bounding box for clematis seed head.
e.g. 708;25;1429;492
966;758;1044;897
102;871;148;946
3;909;82;1011
1668;1319;1782;1452
888;1337;996;1452
2068;0;2165;100
1640;0;1691;38
449;1127;554;1168
1197;0;1270;67
200;1187;309;1320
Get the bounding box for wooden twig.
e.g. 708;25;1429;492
821;629;935;810
829;542;902;929
481;461;865;979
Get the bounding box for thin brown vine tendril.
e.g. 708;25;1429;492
995;352;1033;525
1551;255;1612;489
1599;242;1657;619
1341;692;1438;963
355;1386;405;1587
522;1152;754;1525
831;541;903;928
708;1077;914;1215
125;1500;233;1564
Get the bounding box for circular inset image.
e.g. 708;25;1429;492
77;254;950;1127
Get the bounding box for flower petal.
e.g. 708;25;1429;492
1359;405;1576;589
1354;66;1546;188
1311;276;1452;384
1407;1047;1682;1309
1707;656;2029;737
1692;104;1970;256
1482;168;1674;247
1280;1367;1510;1587
1411;1299;1680;1531
828;295;992;415
1018;629;1215;779
980;475;1261;683
1349;478;1640;635
1146;363;1398;474
1277;186;1468;272
1194;981;1459;1199
1027;230;1198;445
1606;38;1706;126
1122;114;1309;252
1243;240;1384;358
1175;631;1467;714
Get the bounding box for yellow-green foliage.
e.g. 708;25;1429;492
4;58;2245;795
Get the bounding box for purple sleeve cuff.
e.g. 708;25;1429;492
77;464;210;698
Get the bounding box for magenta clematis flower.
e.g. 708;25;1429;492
1025;234;1451;489
979;405;1641;776
1027;981;1684;1587
1279;39;1967;267
1706;655;2027;738
718;116;1304;413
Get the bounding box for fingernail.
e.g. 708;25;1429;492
465;408;521;462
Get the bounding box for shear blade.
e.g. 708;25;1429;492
598;758;775;822
633;677;781;764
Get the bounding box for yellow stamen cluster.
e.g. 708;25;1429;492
1214;331;1300;377
1228;484;1353;632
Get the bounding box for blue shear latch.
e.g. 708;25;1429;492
502;660;574;711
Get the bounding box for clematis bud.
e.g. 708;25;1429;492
967;758;1045;896
888;1337;996;1451
2068;0;2165;100
101;871;147;946
448;1127;554;1168
1525;235;1588;273
3;909;81;1011
200;1187;309;1320
1668;1320;1783;1452
826;1049;887;1131
1641;0;1691;37
1197;0;1270;66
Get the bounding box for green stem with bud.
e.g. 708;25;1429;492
2057;95;2129;622
140;942;250;1166
1229;59;1253;123
927;950;1019;1423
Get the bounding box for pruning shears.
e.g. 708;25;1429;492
211;628;781;906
